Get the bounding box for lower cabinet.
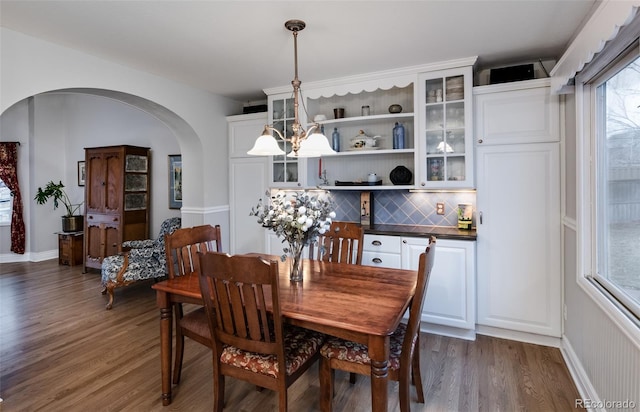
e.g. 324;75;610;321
269;230;477;339
401;237;476;339
362;234;402;269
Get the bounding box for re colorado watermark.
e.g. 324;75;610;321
576;398;636;409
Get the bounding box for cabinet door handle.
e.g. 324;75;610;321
478;139;483;144
479;211;483;224
402;239;407;244
372;258;382;264
371;240;382;246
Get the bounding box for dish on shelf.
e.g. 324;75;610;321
334;180;382;186
390;165;413;185
346;146;382;151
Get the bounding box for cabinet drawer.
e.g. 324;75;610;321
86;213;120;224
361;251;402;269
363;234;402;254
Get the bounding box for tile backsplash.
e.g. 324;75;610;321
329;190;476;227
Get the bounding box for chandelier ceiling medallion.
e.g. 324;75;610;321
247;19;335;158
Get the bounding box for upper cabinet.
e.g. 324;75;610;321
416;66;474;188
473;78;559;145
262;58;477;190
268;93;305;188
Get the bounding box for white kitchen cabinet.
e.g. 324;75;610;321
362;234;402;269
228;113;269;254
474;80;561;338
474;78;559;146
268;93;306;188
416;66;474;189
402;237;476;339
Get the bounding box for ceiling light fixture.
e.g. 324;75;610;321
247;19;335;158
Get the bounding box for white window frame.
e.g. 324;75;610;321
0;179;12;227
577;41;640;337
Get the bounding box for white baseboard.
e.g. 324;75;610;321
0;249;56;263
560;335;602;412
421;322;476;341
476;324;562;348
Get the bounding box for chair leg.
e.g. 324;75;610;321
412;336;425;403
278;386;288;412
105;286;115;310
399;365;411;412
172;304;185;384
213;367;225;412
319;356;334;412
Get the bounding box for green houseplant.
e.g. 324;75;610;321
35;180;84;232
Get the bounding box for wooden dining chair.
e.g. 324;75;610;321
164;224;223;384
308;221;364;265
319;236;436;412
197;251;325;412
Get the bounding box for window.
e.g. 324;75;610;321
592;45;640;319
0;179;12;225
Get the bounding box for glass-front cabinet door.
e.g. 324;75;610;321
268;93;304;187
417;67;474;188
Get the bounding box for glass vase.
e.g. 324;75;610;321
288;242;305;282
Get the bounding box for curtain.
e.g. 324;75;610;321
0;142;26;254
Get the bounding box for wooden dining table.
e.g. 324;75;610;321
152;255;417;412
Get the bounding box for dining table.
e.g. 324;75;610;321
152;255;418;412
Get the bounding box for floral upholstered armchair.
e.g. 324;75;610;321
101;217;181;309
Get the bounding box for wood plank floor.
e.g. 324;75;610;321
0;260;581;412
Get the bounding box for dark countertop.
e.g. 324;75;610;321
363;224;477;241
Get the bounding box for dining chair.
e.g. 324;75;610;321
308;221;364;265
197;251;325;412
164;224;223;384
319;236;436;412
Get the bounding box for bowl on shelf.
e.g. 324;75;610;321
313;114;327;122
388;104;403;114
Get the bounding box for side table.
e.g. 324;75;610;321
57;231;84;266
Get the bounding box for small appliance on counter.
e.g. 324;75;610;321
458;203;473;230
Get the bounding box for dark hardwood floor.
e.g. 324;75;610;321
0;260;581;412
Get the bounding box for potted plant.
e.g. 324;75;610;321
34;180;84;232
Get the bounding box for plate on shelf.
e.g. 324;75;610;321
346;146;382;151
334;180;382;186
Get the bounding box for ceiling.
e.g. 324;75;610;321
0;1;600;103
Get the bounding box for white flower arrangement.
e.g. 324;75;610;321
251;190;336;261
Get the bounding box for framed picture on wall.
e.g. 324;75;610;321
168;154;182;209
77;161;86;186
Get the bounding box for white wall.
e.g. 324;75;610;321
0;27;245;259
558;3;640;407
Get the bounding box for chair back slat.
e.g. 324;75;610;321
310;221;364;265
199;252;283;357
165;225;222;279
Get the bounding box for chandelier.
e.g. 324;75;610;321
247;20;335;158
